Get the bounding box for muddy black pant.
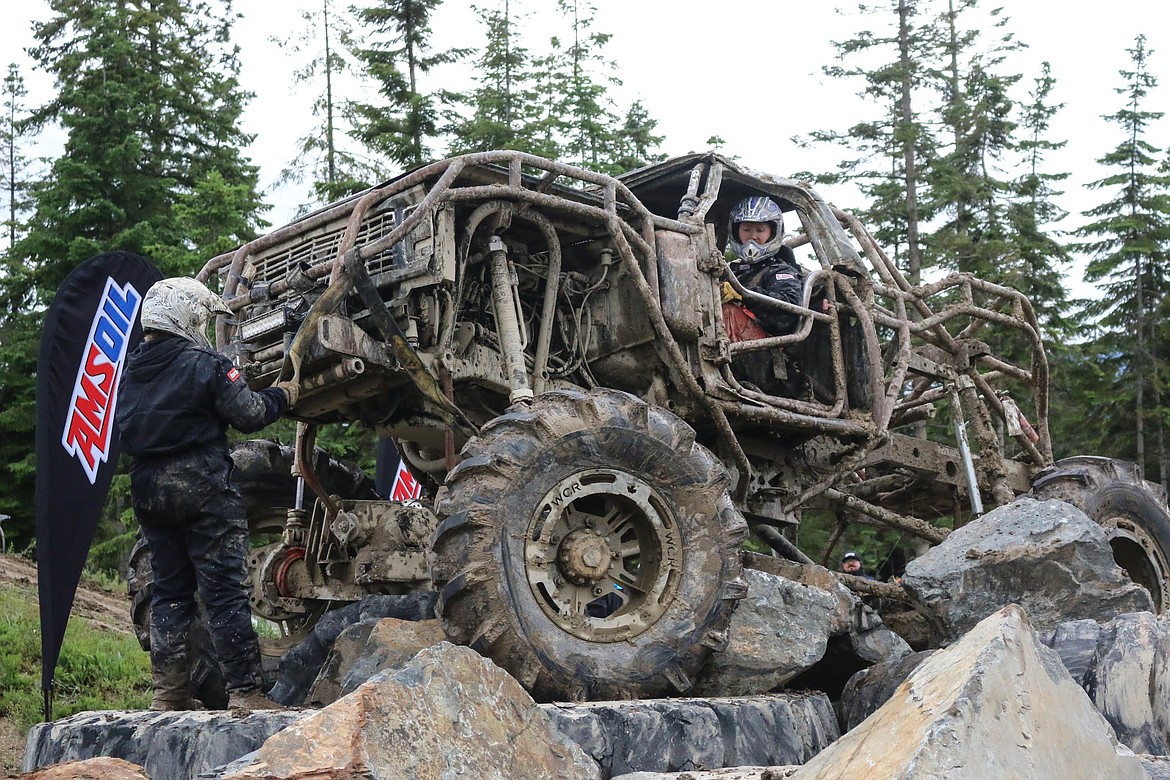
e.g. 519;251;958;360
131;448;262;691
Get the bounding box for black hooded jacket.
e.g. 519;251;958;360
729;245;805;335
117;334;287;458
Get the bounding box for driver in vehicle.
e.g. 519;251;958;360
721;195;810;396
724;195;806;338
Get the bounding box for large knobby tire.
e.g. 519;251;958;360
1031;456;1170;612
429;388;748;702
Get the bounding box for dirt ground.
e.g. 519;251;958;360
0;552;135;776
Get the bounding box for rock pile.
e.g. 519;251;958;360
902;497;1154;642
18;497;1170;779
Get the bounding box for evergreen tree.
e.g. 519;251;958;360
1074;35;1170;481
17;0;265;285
0;65;37;549
550;0;622;174
275;0;377;208
0;0;267;551
611;99;665;173
528;44;567;160
1;63;34;252
350;0;469;169
446;0;550;157
925;1;1022;280
800;0;937;283
1005;62;1073;339
0;309;38;546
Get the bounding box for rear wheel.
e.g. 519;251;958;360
429;388;748;701
1031;456;1170;612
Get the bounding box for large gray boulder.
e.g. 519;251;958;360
268;591;438;706
304;617;446;705
18;757;151;779
902;497;1153;641
23;690;836;779
22;710;306;778
838;649;936;732
1144;755;1170;780
735;554;911;696
788;605;1148;780
610;770;798;780
844;610;1170;753
1045;618;1102;686
692;568;837;696
217;642;599;780
1084;612;1170;755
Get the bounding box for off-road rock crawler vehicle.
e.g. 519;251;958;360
172;150;1168;701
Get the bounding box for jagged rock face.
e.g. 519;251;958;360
1084;612;1170;755
546;693;838;777
220;642;600;780
19;757;150;779
692;568;837;696
739;554;911;698
1045;618;1102;686
845;610;1170;756
741;554;858;636
1144;755;1170;780
902;498;1153;642
305;617;447;706
610;769;798;779
788;605;1148;780
268;591;438;706
838;649;936;732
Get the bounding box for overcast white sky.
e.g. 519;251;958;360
3;0;1167;294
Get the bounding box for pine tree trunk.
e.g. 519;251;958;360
898;0;923;286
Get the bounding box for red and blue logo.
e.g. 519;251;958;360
61;278;143;484
390;460;423;501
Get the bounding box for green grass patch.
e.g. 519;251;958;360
0;585;150;731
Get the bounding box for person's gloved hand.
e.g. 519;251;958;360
275;381;300;407
720;280;743;304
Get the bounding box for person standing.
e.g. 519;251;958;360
117;277;299;710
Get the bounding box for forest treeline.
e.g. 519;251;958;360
0;0;1166;567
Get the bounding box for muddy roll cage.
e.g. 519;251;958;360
195;150;1053;547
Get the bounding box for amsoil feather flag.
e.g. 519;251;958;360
35;251;162;721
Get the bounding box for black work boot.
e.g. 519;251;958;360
149;656;201;711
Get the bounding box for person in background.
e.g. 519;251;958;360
840;550;874;579
117;277;300;711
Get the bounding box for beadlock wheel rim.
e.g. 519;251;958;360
523;468;683;642
1104;514;1170;612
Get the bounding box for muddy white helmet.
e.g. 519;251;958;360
139;277;230;349
728;195;785;263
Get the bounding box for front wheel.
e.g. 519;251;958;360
429;388;748;701
1031;456;1170;612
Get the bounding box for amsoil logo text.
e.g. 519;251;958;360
61;278;143;484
